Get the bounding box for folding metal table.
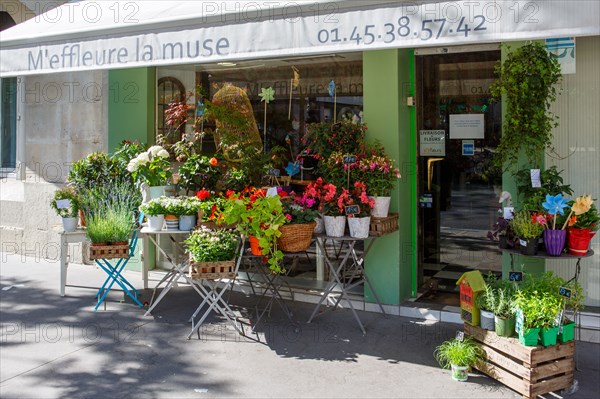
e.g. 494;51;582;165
307;234;388;334
188;237;247;339
94;223;144;311
139;227;204;315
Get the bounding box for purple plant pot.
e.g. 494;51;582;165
543;229;567;256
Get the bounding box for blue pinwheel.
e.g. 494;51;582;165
328;80;336;97
196;100;205;117
542;194;570;215
285;161;300;177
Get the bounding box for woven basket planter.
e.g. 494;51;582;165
188;258;236;280
89;243;130;260
277;222;316;253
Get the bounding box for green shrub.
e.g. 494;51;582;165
50;186;80;218
434;337;483;369
185;227;239;262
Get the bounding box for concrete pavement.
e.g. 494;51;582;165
1;253;599;398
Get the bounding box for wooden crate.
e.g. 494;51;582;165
369;213;399;236
189;260;236;280
89;244;130;260
464;324;575;399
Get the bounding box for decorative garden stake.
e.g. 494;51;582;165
259;86;275;153
289;66;300;120
328;80;337;122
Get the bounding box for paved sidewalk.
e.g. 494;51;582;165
1;253;599;398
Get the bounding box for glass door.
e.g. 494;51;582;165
416;49;502;304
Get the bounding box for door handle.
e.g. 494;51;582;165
427;158;444;192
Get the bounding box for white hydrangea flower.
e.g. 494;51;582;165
157;149;169;158
127;159;139;172
148;146;164;156
137;152;150;163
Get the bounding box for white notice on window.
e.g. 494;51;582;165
449;114;484;139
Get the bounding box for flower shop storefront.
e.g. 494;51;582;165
1;0;600;319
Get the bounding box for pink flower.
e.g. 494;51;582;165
285;214;292;220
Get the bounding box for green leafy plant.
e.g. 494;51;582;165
50;186;80;218
515;272;566;329
434;337;484;369
302;120;366;161
111;140;147;172
490;42;562;169
185;227;239;263
356;141;401;197
177;154;222;195
222;188;286;273
514;166;573;212
475;283;497;313
493;280;518;318
68;152;125;192
509;210;544;239
223;168;249;193
562;279;585;324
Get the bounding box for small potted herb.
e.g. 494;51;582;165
474;282;497;331
509;210;545;255
140;197;168;231
493;280;518;337
50;186;81;232
178;197;203;231
434;337;484;382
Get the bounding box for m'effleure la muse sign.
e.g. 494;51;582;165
1;1;599;77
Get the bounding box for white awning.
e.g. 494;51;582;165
1;0;599;77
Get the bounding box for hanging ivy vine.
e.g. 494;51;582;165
490;42;562;170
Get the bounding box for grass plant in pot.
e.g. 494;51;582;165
474;280;497;331
493;280;518;337
510;210;544;256
50;186;81;232
434;337;483;382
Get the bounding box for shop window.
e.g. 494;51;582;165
157;77;185;143
199;55;363;161
0;77;17;171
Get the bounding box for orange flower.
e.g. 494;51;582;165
568;216;577;227
209;157;218;167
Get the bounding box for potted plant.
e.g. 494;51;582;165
356;142;401;218
474;281;497;331
185;226;239;263
489;42;562;170
487;216;514;249
302;177;327;234
493;280;518;337
346;181;375;238
434;337;484;382
318;183;353;238
562;195;599;255
509;210;545;255
559;279;585;343
139;197;168;231
515;272;566;347
302;120;366;162
127;145;172;198
540;193;570;255
277;190;318;253
514;166;573;213
222;187;287;274
50;186;81;232
177;154;222;195
177;197;203;231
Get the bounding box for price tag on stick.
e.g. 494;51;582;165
509;271;523;282
343;155;357;164
268;168;281;177
345;205;360;216
456;331;465;341
559;287;572;298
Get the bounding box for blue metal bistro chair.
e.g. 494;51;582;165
94;212;145;311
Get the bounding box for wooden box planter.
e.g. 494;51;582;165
189;259;236;280
89;244;130;260
464;324;575;399
369;213;399;236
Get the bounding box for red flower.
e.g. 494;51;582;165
226;190;235;199
196;190;210;200
209;157;218;167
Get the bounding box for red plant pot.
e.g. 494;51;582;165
567;228;596;256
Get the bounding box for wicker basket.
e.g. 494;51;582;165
369;213;399;236
277;222;316;253
89;244;130;260
188;259;236;280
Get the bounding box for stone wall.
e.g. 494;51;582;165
0;70;108;263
